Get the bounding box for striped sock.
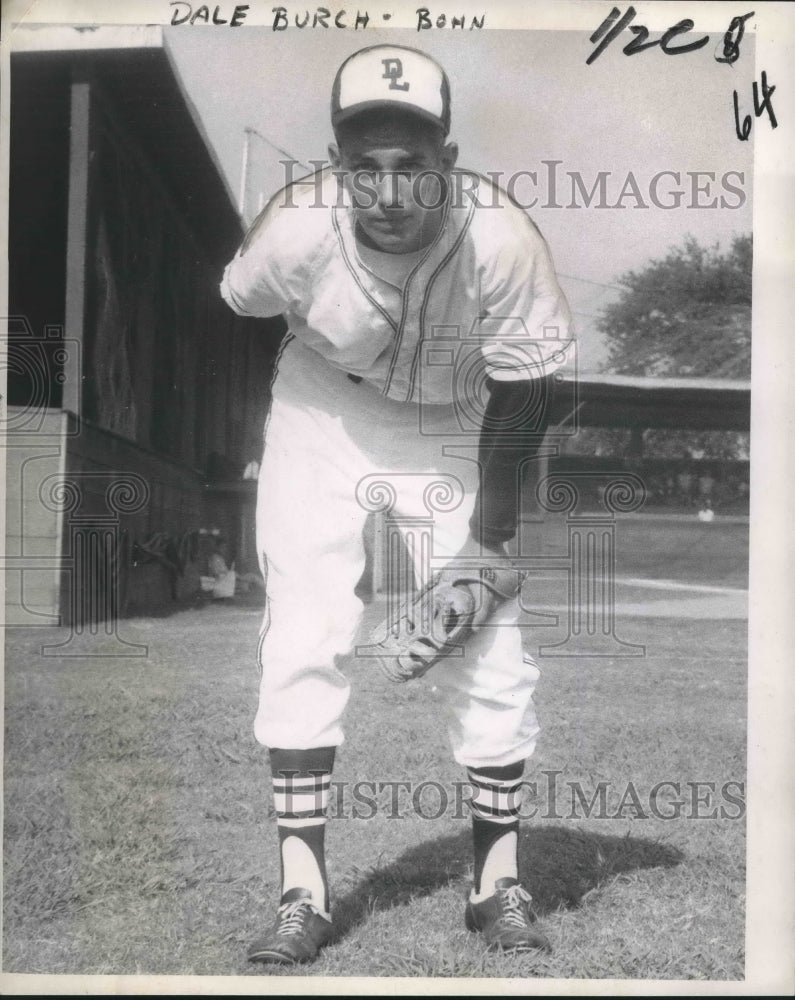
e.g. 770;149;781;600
467;761;525;898
269;747;335;914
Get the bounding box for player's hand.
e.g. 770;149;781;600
433;534;521;632
370;534;525;683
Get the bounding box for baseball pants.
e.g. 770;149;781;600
254;337;541;769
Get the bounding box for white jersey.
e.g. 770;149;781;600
221;168;573;405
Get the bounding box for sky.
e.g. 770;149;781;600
165;23;754;370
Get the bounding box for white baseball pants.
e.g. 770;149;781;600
254;338;541;769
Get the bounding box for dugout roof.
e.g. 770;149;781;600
11;25;243;265
558;373;751;431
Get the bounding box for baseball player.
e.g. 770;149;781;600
221;44;573;965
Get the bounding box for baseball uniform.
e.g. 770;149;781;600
220;44;573;963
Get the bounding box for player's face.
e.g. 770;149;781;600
330;119;458;254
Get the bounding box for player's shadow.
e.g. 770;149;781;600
331;825;683;940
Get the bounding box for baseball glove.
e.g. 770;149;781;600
370;565;525;683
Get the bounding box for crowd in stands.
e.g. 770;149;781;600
546;459;750;516
638;465;750;514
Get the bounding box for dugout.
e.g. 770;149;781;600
546;373;751;504
505;372;752;589
6;26;284;626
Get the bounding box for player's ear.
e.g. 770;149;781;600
328;143;342;170
440;141;458;173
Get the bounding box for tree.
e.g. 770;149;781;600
599;234;751;378
568;235;753;465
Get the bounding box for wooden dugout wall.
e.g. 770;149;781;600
7;40;284;625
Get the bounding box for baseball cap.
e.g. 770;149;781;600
331;45;451;136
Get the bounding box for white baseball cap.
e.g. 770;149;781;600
331;45;451;135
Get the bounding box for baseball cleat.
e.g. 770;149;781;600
247;887;334;965
464;877;551;953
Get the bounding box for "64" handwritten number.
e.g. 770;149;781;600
734;71;777;141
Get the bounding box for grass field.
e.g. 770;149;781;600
3;580;746;981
